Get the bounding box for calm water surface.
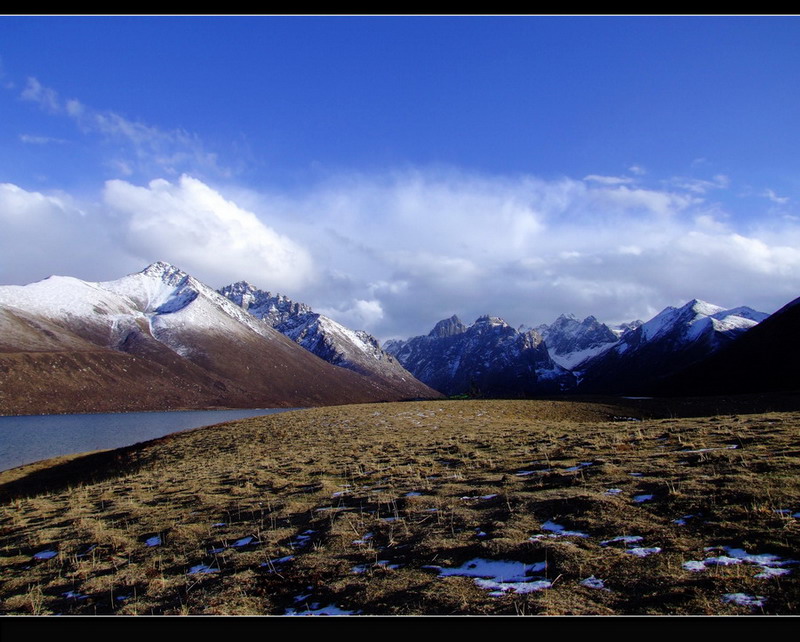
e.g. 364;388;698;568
0;408;298;472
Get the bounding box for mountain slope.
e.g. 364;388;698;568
0;263;439;415
218;281;439;400
384;315;575;397
653;296;800;396
575;299;767;394
535;314;620;370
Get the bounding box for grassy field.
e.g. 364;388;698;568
1;396;799;616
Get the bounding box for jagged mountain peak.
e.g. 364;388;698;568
474;315;508;328
140;261;191;284
428;315;467;338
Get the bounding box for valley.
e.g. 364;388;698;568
1;396;798;615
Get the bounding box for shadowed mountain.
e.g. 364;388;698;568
575;299;768;395
653;295;800;396
384;314;575;397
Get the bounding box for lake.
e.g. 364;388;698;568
0;408;298;472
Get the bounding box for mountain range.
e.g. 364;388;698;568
0;262;440;415
385;300;773;398
0;261;796;415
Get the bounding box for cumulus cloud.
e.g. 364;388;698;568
0;183;134;282
3;169;799;341
103;175;314;292
246;168;800;338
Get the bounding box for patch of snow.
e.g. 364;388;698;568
754;566;791;579
145;536;162;547
601;536;643;546
352;533;374;545
285;603;360;616
580;576;609;590
684;546;797;577
673;514;696;525
474;578;553;596
530;520;589;539
261;555;295;569
62;590;88;600
627;547;661;557
375;560;401;570
33;550;58;560
426;557;550;596
550;343;615;370
231;536;254;548
564;462;594;472
633;494;655;503
723;593;766;608
188;564;219;574
605;488;623;495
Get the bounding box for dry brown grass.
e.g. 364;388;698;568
1;397;799;615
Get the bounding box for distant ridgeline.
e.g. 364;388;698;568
0;260;795;414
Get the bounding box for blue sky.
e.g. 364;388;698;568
1;15;799;340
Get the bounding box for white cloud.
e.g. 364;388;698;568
19;134;68;145
670;174;730;194
258;169;800;337
0;183;134;282
763;188;789;205
19;78;229;179
103;175;314;292
20;77;61;113
3;168;799;341
583;174;634;185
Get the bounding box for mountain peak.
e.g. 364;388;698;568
428;315;467;338
681;299;725;317
140;261;190;284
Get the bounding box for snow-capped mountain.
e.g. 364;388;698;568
217;282;436;399
534;314;621;370
575;299;768;394
384;314;575;397
0;262;440;415
609;320;644;339
654;295;800;396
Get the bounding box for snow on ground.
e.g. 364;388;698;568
580;576;609;590
285;603;360;615
627;547;661;557
723;593;766;608
187;564;219;574
145;536;162;547
530;520;589;540
424;558;551;596
601;536;643;546
33;550;57;560
683;546;797;577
